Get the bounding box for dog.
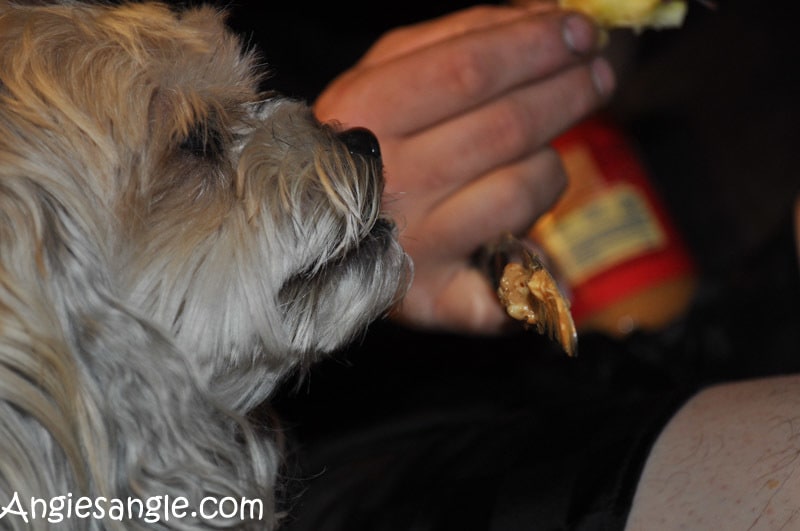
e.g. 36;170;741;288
0;1;409;528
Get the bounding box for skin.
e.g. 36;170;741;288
628;204;800;529
626;375;800;530
315;5;614;333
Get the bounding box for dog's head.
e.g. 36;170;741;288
0;2;409;411
0;2;410;520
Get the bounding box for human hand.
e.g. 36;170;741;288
315;5;615;333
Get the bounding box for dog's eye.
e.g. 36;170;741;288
179;123;223;159
338;127;381;160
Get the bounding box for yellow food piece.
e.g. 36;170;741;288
559;0;687;30
498;262;577;357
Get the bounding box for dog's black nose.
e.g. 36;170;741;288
339;127;381;160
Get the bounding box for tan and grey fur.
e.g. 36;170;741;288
0;1;409;528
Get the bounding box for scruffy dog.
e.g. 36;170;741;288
0;1;409;528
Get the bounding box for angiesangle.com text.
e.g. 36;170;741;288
0;492;265;525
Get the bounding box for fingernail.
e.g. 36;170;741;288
590;57;615;97
562;14;595;54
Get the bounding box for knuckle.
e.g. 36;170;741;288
458;5;509;23
539;148;569;206
541;146;568;188
529;147;568;212
425;157;461;191
497;149;568;225
564;65;604;116
494;175;527;216
376;25;413;49
441;46;492;100
482;100;533;158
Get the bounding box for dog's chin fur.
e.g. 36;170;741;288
0;2;410;528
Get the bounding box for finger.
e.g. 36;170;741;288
398;266;509;332
359;4;558;66
410;147;566;259
316;10;603;134
397;150;566;333
388;58;612;205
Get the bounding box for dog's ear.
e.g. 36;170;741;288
0;181;97;501
0;181;275;523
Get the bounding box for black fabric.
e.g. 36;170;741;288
272;326;693;531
